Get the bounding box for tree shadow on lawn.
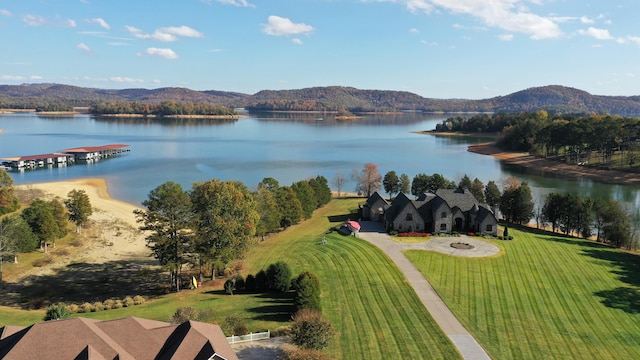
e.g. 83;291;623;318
327;209;361;224
0;259;166;309
245;292;295;323
584;248;640;314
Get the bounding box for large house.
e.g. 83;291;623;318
363;188;498;236
0;316;238;360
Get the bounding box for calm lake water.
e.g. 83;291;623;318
1;112;638;209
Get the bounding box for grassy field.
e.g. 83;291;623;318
405;226;640;359
0;198;460;359
243;197;460;359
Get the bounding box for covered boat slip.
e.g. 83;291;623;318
1;144;130;169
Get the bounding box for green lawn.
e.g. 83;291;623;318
405;226;640;359
243;198;460;359
0;198;460;359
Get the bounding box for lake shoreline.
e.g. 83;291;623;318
467;142;640;186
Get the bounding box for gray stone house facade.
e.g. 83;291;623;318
363;188;498;236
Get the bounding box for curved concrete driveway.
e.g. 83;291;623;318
357;221;492;360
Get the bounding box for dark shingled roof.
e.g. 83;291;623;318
435;188;480;212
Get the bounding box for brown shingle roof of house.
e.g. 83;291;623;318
0;317;237;360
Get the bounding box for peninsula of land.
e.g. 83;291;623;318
467;142;640;186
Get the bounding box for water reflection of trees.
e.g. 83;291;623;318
91;116;237;127
249;111;449;126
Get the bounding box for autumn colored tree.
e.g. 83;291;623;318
0;169;18;215
353;163;382;197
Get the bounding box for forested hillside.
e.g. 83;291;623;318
2;83;640;116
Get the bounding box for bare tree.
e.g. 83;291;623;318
332;172;346;197
352;163;382;197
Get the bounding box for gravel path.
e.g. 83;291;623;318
358;221;493;360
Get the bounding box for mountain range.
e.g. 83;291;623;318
2;83;640;116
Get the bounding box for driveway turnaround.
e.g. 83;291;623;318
357;221;492;360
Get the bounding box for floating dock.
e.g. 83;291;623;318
1;144;130;170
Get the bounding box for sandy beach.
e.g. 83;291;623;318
468;142;640;185
12;178;150;280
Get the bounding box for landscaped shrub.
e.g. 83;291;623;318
292;271;322;312
245;274;256;292
235;274;245;291
221;315;248;336
266;261;292;292
224;279;235;295
92;302;105;312
290;309;335;350
255;270;268;291
272;326;291;337
112;299;123;309
389;230;398;236
44;303;69;321
123;296;135;307
133;295;146;305
103;299;115;310
171;306;200;324
66;303;80;314
282;347;332;360
80;302;94;313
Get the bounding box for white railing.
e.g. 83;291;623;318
226;330;270;344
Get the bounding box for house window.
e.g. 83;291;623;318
398;223;402;230
440;223;447;231
486;224;493;232
441;212;447;219
406;213;413;221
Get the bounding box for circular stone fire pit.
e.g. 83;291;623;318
450;242;474;250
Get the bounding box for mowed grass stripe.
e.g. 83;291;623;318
244;198;460;359
405;227;640;359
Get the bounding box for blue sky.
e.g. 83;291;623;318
1;0;639;99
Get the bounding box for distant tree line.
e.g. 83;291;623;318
436;111;640;169
540;192;633;248
90;100;237;116
135;175;332;291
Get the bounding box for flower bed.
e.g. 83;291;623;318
397;232;431;237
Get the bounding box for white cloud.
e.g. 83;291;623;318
409;28;420;33
1;75;25;81
110;76;144;83
215;0;255;7
138;47;179;59
626;73;636;78
126;25;203;42
292;38;303;45
88;17;110;30
64;19;77;27
580;16;594;24
578;27;614;40
30;75;43;80
0;9;12;17
627;36;640;46
498;34;514;41
263;16;314;36
77;42;91;53
22;14;46;26
370;0;563;40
